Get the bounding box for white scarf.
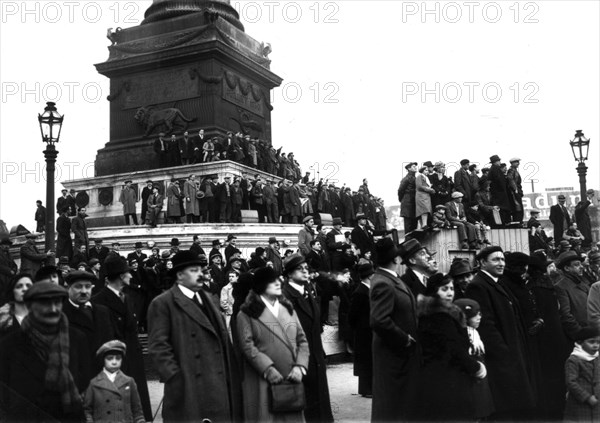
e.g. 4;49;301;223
571;343;599;361
467;327;485;356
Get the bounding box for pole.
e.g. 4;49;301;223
44;144;58;252
577;161;588;201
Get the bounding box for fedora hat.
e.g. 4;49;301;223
283;253;307;275
404;162;418;170
556;250;582;270
375;238;401;266
104;257;131;278
332;217;343;226
449;258;475;277
489;155;501;163
398;238;426;265
134;242;143;249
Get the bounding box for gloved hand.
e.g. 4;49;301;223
528;318;544;336
265;366;284;384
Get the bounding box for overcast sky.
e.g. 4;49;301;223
1;0;599;230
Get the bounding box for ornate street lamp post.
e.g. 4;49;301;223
569;130;590;200
38;102;64;252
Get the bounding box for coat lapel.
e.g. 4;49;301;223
94;371;122;396
171;286;218;337
283;284;313;320
257;306;296;357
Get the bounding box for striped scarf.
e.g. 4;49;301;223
21;313;82;413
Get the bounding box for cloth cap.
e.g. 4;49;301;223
332;217;343;226
302;216;314;224
451;192;464;199
460;159;470;166
404;162;418;170
475;246;503;262
170;238;180;246
23;281;68;302
65;270;98;285
96;340;127;358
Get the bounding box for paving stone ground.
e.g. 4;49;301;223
147;362;371;423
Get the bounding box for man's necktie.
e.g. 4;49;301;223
81;304;93;321
119;292;125;303
192;293;204;309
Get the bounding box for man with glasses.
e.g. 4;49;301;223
282;254;333;423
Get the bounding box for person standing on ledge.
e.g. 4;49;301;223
119;180;138;226
34;200;46;232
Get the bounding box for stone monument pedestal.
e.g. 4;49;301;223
61;160;282;228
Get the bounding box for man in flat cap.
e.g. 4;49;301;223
119;180;138;226
71;207;89;251
398;162;418;233
19;232;54;277
282;254;333;423
298;216;315;256
56;188;69;214
466;246;535;419
550;194;572;242
488;155;512;225
148;251;242;422
92;257;152;421
0;282;89;422
370;238;419;421
63;270;115;383
446;191;480;249
507;158;524;223
454;159;476;205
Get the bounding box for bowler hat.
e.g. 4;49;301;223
557;194;566;200
449;258;475;277
302;216;314;224
104;257;131;278
424;272;452;296
212;239;222;247
332;217;343;226
170;250;206;276
268;237;279;244
375;238;401;266
96;340;127;358
399;238;426;265
252;266;280;294
134;242;143;249
24;281;68;302
454;298;481;319
556;251;582;270
357;263;375;279
489;155;501;163
283;254;307;275
423;161;434;168
404;162;418;170
65;270;98;285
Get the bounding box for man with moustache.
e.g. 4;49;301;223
466;246;535;419
63;270;115;382
0;282;89;422
148;251;241;422
92;256;152;421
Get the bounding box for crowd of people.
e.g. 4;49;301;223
398;156;596;252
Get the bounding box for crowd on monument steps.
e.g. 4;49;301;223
2;153;600;422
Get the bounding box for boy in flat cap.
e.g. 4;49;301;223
84;340;145;423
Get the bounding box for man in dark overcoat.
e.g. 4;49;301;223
56;207;74;260
465;246;535;419
549;194;572;242
488;155;512;224
348;262;375;397
554;250;589;342
63;270;115;384
71;207;89;251
399;238;432;298
398;162;418;233
454;159;476;204
88;238;109;266
0;282;89;422
91;256;152;421
19;232;53;277
148;250;242;423
0;238;17;304
370;238;420;421
351;212;388;262
507;158;524;223
282;254;333;423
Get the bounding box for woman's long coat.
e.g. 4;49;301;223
414;296;482;421
166;183;183;218
236;291;310;423
415;172;435;218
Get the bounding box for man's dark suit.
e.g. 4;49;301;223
400;267;427;299
63;300;115;383
92;287;152;421
126;251;147;267
153;137;169;168
370;268;420;421
348;282;373;396
465;271;534;416
326;228;346;271
283;283;333;423
140;186;153;225
549;203;572;242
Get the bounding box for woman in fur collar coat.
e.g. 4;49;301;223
414;273;487;421
236;267;310;423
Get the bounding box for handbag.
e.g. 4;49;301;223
269;381;306;413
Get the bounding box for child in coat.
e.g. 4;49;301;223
431;205;452;231
454;298;495;419
564;327;600;422
84;340;145;423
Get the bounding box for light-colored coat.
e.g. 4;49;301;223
83;370;144;423
236;291;309;423
297;227;314;256
119;187;137;215
148;285;241;422
183;179;200;216
415;172;435;217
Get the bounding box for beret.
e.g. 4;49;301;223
475;246;503;262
